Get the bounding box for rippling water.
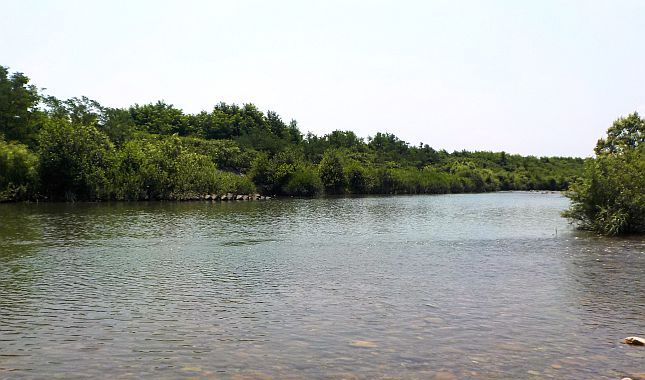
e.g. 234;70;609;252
1;193;643;379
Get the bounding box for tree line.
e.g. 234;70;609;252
1;65;585;202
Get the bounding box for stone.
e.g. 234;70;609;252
349;340;377;348
236;194;244;200
433;371;457;380
205;194;212;200
220;194;228;201
624;336;645;346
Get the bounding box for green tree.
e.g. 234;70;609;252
249;152;278;194
595;112;644;155
38;120;115;201
319;150;346;194
0;67;42;146
130;101;190;135
0;138;38;201
564;113;645;235
100;107;137;145
284;166;322;196
0;64;590;202
346;164;368;194
42;96;104;126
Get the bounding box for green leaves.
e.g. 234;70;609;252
38;119;115;201
0;66;42;147
318;150;346;194
564;113;645;236
112;136;255;200
0;138;38;201
0;64;590;202
595;112;644;155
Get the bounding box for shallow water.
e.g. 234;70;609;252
0;193;643;379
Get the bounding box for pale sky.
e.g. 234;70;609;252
2;0;644;157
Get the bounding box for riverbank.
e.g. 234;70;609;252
1;190;570;203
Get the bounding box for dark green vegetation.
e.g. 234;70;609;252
563;113;644;236
1;65;584;202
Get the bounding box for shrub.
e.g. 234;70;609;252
0;139;38;201
563;112;644;235
283;167;322;196
318;150;346;194
346;164;367;194
38;120;115;201
563;149;644;235
216;171;256;194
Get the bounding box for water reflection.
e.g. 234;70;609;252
0;193;643;379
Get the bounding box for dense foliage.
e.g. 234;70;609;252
0;65;584;202
563;113;644;235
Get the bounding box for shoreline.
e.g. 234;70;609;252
0;190;564;204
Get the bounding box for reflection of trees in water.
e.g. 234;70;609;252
562;236;645;325
8;201;296;247
0;201;300;356
0;204;46;316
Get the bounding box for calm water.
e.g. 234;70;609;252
0;193;643;379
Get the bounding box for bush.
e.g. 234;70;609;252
563;112;644;235
0;139;38;201
563;149;644;235
180;137;253;172
111;136;256;200
346;164;368;194
373;168;395;194
319;150;346;194
38;120;115;201
170;152;220;199
283;167;322;196
216;171;256;194
420;167;451;194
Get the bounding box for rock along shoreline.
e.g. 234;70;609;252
199;193;270;202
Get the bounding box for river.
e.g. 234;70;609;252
0;193;643;379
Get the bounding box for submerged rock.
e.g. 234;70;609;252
349;340;377;348
433;370;457;380
624;336;645;346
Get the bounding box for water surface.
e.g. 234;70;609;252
1;193;643;379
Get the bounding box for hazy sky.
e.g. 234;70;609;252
2;0;644;157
